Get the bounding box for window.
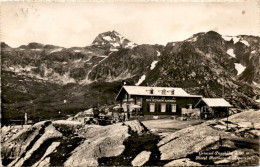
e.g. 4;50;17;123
171;89;175;95
171;104;177;112
150;103;155;112
161;103;166;112
137;101;142;107
162;89;166;95
150;89;154;94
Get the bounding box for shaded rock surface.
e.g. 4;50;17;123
32;142;60;167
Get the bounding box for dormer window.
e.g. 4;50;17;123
150;89;154;94
171;89;175;95
162;89;166;95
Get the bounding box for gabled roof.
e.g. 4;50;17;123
116;85;202;100
195;98;232;108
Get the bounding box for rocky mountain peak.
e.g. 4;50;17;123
92;30;137;51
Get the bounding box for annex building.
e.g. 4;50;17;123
115;85;202;116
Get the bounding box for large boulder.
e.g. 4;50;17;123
1;121;51;160
158;124;225;160
8;124;62;167
64;121;146;166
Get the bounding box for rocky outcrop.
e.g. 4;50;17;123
156;110;260;166
64;123;130;166
32;142;60;167
1;120;147;167
2;121;51;160
7;123;62;167
64;120;146;166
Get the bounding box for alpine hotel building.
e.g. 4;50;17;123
115;86;202;116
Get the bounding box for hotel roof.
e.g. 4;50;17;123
116;85;202;100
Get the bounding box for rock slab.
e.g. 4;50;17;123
131;151;151;166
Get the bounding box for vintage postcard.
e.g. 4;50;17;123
1;0;259;166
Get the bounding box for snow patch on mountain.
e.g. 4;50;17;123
252;82;260;88
135;75;146;86
73;50;81;53
222;36;250;46
49;48;62;54
240;40;250;46
8;65;37;73
111;43;120;47
103;36;113;41
187;36;198;42
74;59;82;63
110;48;118;52
234;63;246;75
227;49;236;58
251;50;256;54
31;49;42;51
222;36;240;43
150;61;158;70
125;42;137;49
157;51;161;56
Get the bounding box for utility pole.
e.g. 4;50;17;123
226;90;234;131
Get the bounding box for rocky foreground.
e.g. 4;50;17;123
1;110;260;166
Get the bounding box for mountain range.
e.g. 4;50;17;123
1;30;260;123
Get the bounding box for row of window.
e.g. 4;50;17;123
148;103;177;113
148;89;175;95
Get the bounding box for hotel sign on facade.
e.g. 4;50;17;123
146;98;176;103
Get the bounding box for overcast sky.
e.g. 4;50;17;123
1;1;259;48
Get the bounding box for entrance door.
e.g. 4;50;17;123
150;103;155;112
161;103;166;112
171;104;177;112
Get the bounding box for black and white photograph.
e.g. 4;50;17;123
1;0;260;166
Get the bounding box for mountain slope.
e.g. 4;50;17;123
1;31;260;124
142;31;260;108
88;44;164;82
